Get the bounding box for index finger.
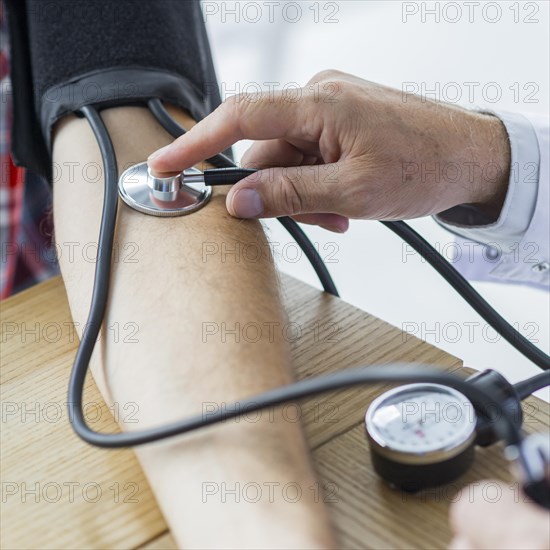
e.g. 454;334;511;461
148;90;314;174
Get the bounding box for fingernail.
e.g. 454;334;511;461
230;189;264;218
148;144;172;161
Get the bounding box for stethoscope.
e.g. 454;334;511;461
68;100;549;508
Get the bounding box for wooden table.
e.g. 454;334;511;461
1;275;548;549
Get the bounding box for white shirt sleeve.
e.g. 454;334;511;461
434;110;549;290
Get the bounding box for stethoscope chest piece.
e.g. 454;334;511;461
118;162;212;217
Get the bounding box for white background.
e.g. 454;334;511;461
203;0;549;400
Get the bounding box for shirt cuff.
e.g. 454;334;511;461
434;110;540;253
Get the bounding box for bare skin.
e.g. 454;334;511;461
449;479;549;549
149;70;511;233
149;70;550;550
52;105;336;549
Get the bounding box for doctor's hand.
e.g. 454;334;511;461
449;479;550;550
149;70;510;233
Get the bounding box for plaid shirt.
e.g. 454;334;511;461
0;2;59;298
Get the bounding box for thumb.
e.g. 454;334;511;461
226;163;349;219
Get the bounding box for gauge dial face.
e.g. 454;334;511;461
366;384;477;455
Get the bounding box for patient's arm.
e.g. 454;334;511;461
52;105;336;549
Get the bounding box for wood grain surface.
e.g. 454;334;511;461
1;275;547;549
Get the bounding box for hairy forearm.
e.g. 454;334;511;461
52;106;335;549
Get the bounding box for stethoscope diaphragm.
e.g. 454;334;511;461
118;162;212;217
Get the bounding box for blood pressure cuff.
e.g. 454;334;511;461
5;0;223;181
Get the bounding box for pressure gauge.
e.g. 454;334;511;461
365;383;477;492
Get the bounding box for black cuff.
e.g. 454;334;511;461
5;0;223;182
39;67;214;150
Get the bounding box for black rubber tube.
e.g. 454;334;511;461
514;371;550;399
382;221;549;371
147;97;340;297
67;104;543;453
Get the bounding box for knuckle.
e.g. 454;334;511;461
276;170;305;215
223;93;240;110
339;169;371;218
308;69;344;84
331;79;355;99
225;92;260;113
224;92;262;137
222;93;245;122
311;79;357;106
